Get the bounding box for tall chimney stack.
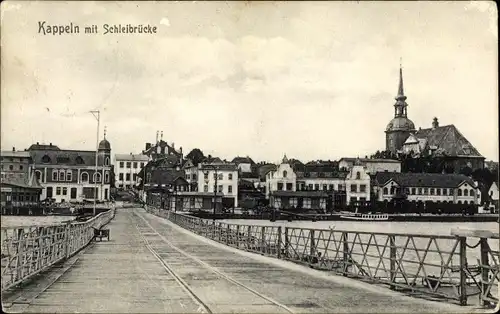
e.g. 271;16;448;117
160;131;163;142
156;131;159;144
432;117;439;129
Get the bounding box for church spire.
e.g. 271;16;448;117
103;126;107;139
395;58;407;101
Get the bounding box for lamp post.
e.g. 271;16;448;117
90;110;100;217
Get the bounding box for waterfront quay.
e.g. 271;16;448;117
2;206;497;313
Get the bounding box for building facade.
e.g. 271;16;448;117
372;172;480;205
195;162;239;208
28;139;112;203
1;149;42;213
114;153;148;189
339;158;401;174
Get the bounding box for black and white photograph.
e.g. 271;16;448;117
1;1;498;313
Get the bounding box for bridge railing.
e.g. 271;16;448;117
1;207;116;292
164;210;498;307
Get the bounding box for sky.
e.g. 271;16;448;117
1;1;498;164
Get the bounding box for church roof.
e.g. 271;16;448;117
414;124;483;158
231;156;255;165
374;172;476;188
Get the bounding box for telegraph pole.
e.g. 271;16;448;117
90;110;100;217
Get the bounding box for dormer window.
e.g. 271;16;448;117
356;172;361;180
42;155;51;163
76;156;85;165
283;171;288;178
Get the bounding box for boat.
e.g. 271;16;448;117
339;209;390;221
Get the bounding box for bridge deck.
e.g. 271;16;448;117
2;208;486;313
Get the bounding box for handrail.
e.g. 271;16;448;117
147;207;498;308
1;205;117;292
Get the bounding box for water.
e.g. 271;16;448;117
1;215;76;228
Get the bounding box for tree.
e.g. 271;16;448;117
186;148;205;165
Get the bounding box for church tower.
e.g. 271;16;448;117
385;62;416;154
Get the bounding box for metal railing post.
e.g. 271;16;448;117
310;230;316;264
277;226;282;259
343;232;349;276
226;224;230;245
16;229;25;281
64;224;71;259
247;226;252;250
261;227;266;254
236;225;240;249
284;227;289;259
459;236;467;306
480;238;491;307
390;235;396;290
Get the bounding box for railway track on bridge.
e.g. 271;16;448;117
132;210;295;314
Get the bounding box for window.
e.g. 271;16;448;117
464;189;469;196
59;170;65;181
70;188;77;199
193;174;197;180
46;187;53;198
418;188;422;195
314;184;320;190
204;185;208;192
133;174;137;181
356;172;361;180
228;173;233;180
458;189;462;196
42;155;51;163
105;172;110;183
430;188;435;195
119;173;124;181
383;187;388;195
76;156;85;165
218;185;223;193
19;165;23;171
126;173;131;181
9;165;13;170
93;173;101;183
443;189;448;196
277;183;283;190
56;187;61;195
52;171;58;181
470;189;475;196
411;188;416;195
351;184;357;192
66;170;72;181
105;157;110;166
287;183;293;191
126;162;131;168
204;173;209;180
323;184;327;191
449;188;454;195
283;171;288;178
218;173;223;180
308;184;313;190
360;185;366;193
62;187;67;196
186;174;191;180
423;188;428;195
436;188;441;196
329;184;334;190
140;162;144;168
119;162;124;168
133;162;137;169
228;186;233;193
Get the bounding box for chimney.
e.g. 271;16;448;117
432;117;439;129
156;131;159;144
145;143;151;150
12;147;15;152
49;143;52;146
180;146;183;154
172;142;175;149
160;131;163;141
36;142;39;145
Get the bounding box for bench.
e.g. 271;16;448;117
93;228;110;241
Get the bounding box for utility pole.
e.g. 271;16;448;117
203;164;219;222
90;110;100;217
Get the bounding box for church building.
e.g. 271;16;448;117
385;64;484;172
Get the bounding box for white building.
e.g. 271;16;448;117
339;157;401;174
231;156;255;173
345;164;371;204
114;153;149;189
372;172;480;205
488;181;499;208
183;161;239;208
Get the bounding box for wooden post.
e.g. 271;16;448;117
343;232;349;276
16;229;25;281
459;236;467;306
390;235;396;290
480;238;491;307
310;230;316;264
64;224;71;259
261;227;266;254
277;226;282;258
247;225;252;250
236;225;240;249
284;227;289;259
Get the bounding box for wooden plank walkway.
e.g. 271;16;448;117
2;208;489;313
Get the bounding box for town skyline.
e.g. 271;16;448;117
1;1;498;162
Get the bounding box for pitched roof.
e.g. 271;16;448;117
28;149;98;166
414;125;483;157
1;173;42;190
27;143;60;151
373;172;475;188
1;151;31;158
142;140;182;157
339;157;401;164
271;191;330;197
199;162;237;171
150;169;186;185
231;156;255;164
115;154;149;161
